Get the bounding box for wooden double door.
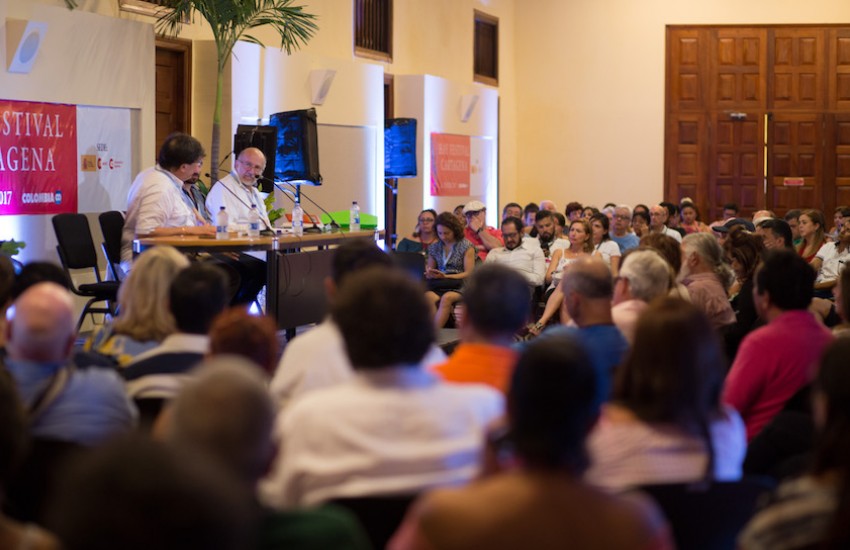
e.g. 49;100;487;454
666;26;850;220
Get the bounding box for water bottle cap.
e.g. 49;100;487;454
219;206;225;210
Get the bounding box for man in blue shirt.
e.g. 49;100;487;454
609;205;640;253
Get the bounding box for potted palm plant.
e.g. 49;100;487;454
65;0;318;177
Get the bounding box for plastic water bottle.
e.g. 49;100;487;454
216;206;229;240
248;204;261;237
292;201;304;237
349;200;361;232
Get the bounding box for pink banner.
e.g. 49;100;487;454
430;133;470;196
0;100;77;215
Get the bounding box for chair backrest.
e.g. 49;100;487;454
98;211;125;280
52;213;99;271
328;494;418;550
637;477;775;550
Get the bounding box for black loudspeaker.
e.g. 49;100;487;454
385;118;417;178
269;108;322;186
234;125;277;193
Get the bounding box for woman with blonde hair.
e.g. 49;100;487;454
83;246;189;366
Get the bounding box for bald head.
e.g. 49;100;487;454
234;147;267;187
7;282;76;363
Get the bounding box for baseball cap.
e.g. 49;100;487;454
462;200;486;215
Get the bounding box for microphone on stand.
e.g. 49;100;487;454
257;176;339;232
218;150;234;169
281;181;342;230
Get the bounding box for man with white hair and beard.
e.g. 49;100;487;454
679;233;736;329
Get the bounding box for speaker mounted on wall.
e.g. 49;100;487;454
234;125;277;193
6;19;47;74
385;118;417;178
269;108;322;186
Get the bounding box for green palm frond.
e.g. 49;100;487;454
156;0;318;71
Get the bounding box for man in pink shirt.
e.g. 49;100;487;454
463;200;503;261
723;249;832;441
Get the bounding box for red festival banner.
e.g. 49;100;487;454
430;133;470;196
0;100;77;215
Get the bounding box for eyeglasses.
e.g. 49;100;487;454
614;214;630;220
502;232;520;239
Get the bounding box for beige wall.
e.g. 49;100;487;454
514;0;850;211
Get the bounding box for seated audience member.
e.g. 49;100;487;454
610;205;640;253
462;201;503;261
426;212;476;328
564;201;584;222
679;200;711;234
722;202;739;220
631;209;651;239
752;209;776;229
738;338;850;550
713;217;756;247
586;298;746;491
826;205;850;241
632;203;650;218
812;222;850;298
611;249;671;345
396;209;438;253
0;254;15;354
552;212;567;238
832;267;850;336
9;262;71;300
484;217;545;288
680;232;736;329
83;246;190;366
723;249;833;441
269;240;446;410
756;218;794;250
208;308;279;376
722;227;766;361
649;204;682;242
539;199;557;213
5;283;136;446
158;359;371;550
533;209;565;260
660;201;686;237
522;202;540;234
122;263;229;407
389;335;673;550
640;232;690;300
0;370;60;549
590;213;621;276
452;204;466;228
47;437;252;550
533;219;593;329
785;209;803;247
434;264;529;394
584;205;601;220
262;268;503;508
501;202;522;221
797;209;827;264
537;257;628;403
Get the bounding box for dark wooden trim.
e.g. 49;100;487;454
155;36;192;137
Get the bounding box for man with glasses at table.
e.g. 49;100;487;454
609;205;640;253
205;147;272;234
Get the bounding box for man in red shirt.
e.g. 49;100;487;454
463;200;504;261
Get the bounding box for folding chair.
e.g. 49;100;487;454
51;213;120;331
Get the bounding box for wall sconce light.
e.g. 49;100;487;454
6;19;47;74
460;94;479;123
309;69;336;105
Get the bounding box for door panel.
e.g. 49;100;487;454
831;114;850;208
710;112;764;218
768;113;823;213
667;28;707;112
769;29;826;111
711;29;767;111
828;29;850;111
666;113;707;208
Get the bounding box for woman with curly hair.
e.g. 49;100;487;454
425;212;475;328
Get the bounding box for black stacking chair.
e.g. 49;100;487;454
51;213;119;331
637;477;775;550
98;210;126;282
